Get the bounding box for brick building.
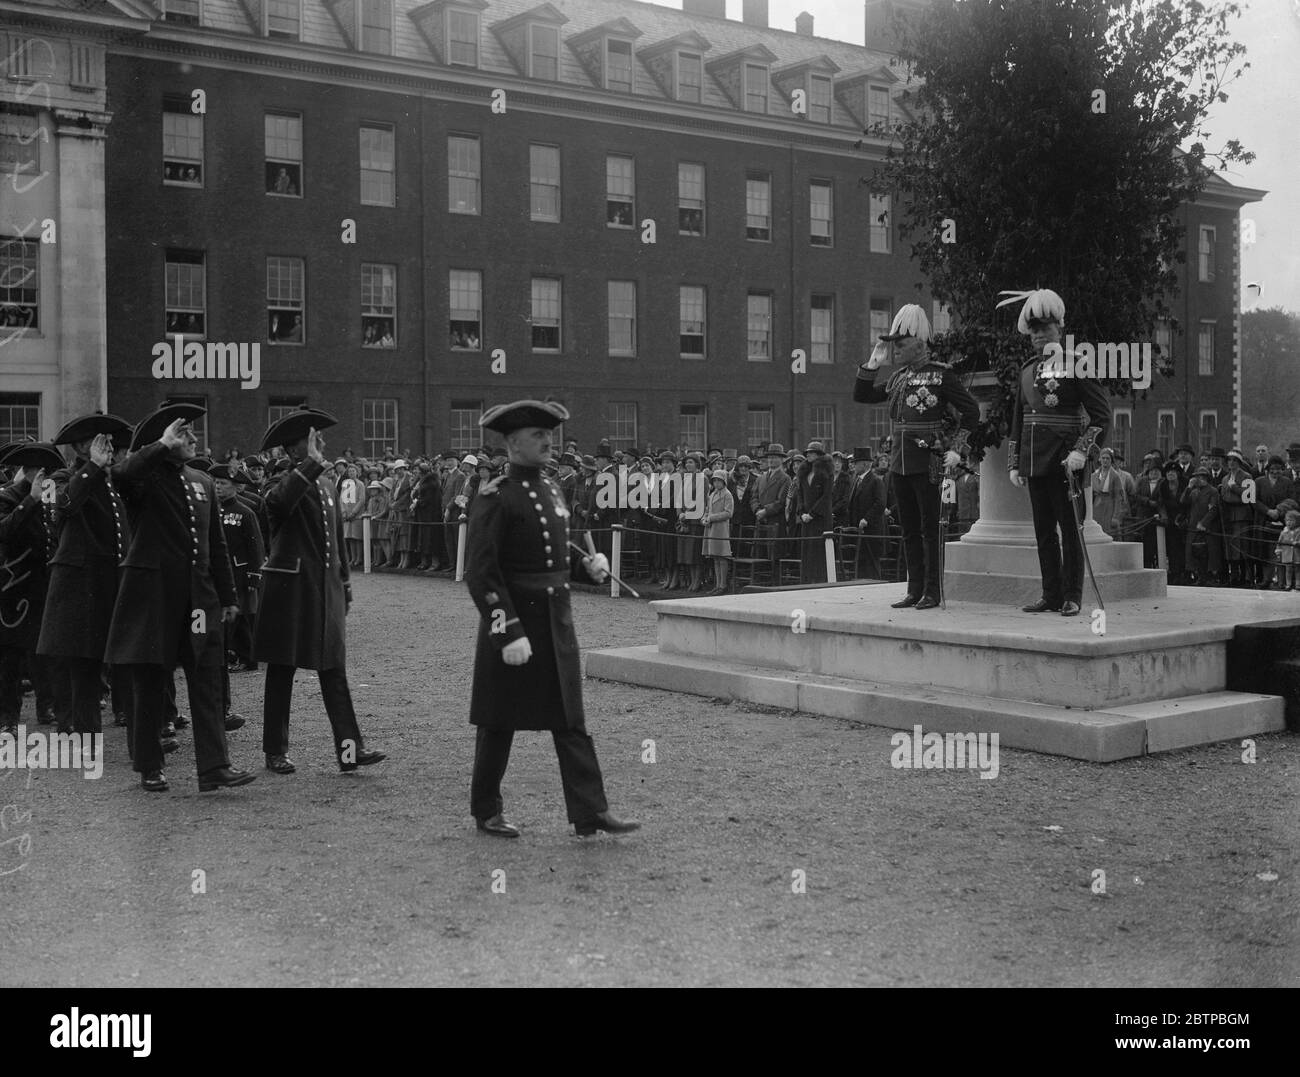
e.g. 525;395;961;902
1;0;1264;460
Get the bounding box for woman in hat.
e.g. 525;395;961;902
388;460;414;569
340;463;366;568
675;455;706;592
1131;457;1165;569
1091;448;1129;540
796;443;834;584
364;477;391;568
702;469;735;595
1158;460;1187;584
655;452;679;589
1180;466;1222;585
1218;449;1254;586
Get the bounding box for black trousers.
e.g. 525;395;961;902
57;656;105;736
226;611;255;667
1028;473;1084;606
129;658;229;776
471;726;609;825
262;663;363;760
0;648;55;725
892;472;942;600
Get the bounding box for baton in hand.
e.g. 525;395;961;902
568;539;641;599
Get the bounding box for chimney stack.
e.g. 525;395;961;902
742;0;769;29
795;11;814;36
683;0;726;20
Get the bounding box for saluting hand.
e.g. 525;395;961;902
89;433;113;468
159;418;188;449
306;427;325;464
502;637;532;666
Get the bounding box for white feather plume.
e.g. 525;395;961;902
888;303;931;343
996;288;1065;335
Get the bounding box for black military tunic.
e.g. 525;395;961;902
1006;355;1110;477
854;358;980;475
37;457;129;660
0;478;56;651
465;463;583;732
219;496;265;610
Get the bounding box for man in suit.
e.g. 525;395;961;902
104;403;255;793
854;304;979;610
254;407;386;777
1001;289;1110;616
442;454;472;572
848;446;886;578
751;444;789;576
0;442;63;736
37;414;133;742
466;400;638;839
729;456;758;557
1206;446;1227;487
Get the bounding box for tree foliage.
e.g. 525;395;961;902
865;0;1253;458
1241;307;1300;448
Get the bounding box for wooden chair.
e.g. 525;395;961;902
731;525;774;589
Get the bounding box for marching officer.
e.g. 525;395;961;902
465;400;639;838
104;403;255;792
999;288;1110;616
0;442;63;735
253;407;386;776
37;413;133;741
854;304;979;609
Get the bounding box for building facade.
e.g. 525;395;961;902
1;0;1264;461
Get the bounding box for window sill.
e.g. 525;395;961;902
164;181;203;189
450;347;482;353
606;224;635;230
360;200;395;208
267;340;305;347
362;344;396;350
266;192;302;199
0;329;42;339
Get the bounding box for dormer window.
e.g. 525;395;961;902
360;0;393;54
606;38;633;93
868;85;892;130
162;0;201;25
677;52;702;102
809;74;832;124
529;23;559;80
266;0;300;40
744;63;769;113
448;8;480;66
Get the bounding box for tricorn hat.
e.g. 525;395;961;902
480;399;569;435
189;456;213;473
131;401;207;452
259;406;339;452
53;411;133;448
0;441;64;471
209;463;236;480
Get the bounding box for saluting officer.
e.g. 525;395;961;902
104;403;255;793
999;288;1110;616
853;304;979;609
253;407;385;776
465;400;639;838
37;413;134;740
0;442;63;735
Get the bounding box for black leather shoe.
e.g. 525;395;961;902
915;595;940;610
1022;599;1062;613
575;811;641;837
37;710;55;726
198;766;256;791
162;721;176;738
141;770;168;793
476;813;520;838
224;713;246;731
339;748;386;772
161;736;179;754
1060;600;1082;616
891;594;921;609
173;714;189;729
265;753;296;774
113;713;128;727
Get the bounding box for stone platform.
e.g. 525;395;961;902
586;584;1292;762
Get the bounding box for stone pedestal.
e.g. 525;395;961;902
944;372;1165;604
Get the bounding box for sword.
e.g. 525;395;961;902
568;540;642;599
1065;463;1104;611
938;516;947;609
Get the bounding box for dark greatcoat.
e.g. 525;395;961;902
0;480;56;651
466;463;583;733
796;456;834;583
253;457;349;670
219;496;265;613
37;457;129;660
104;443;237;668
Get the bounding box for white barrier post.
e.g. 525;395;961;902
455;516;468;582
362;514;372;574
611;524;623;598
823;531;838;584
1155;520;1167;571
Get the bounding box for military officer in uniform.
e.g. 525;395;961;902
0;442;63;735
104;403;255;792
466;400;639;838
211;463;264;672
854;304;979;609
253;407;385;776
999;288;1110;616
37;413;133;741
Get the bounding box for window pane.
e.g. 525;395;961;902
811;181;832;246
746;407;773;453
363;398;398;456
449;270;482;349
449;404;482;455
1113;410;1132;467
678;162;704;235
870;194;891;253
608;402;637;452
811;294;834;363
745;64;768;112
1199;412;1217;455
810;76;831;124
360;0;392;54
0;237;39;331
267;0;300;37
747;293;771;360
746;173;771;240
163;97;203;185
1198;322;1215;375
361;263;396;347
530;143;560;222
1157;412;1175;459
531;277;561;351
165;249;205;337
608;280;636;355
680;286;705;357
868;85;890;130
531;25;558;80
266;257;304;343
679;405;707;451
607;39;632;93
448;10;478;66
359;124;394;206
265;112;302;196
809;405;834;448
678;53;702;102
606;154;634;227
448;135;480;214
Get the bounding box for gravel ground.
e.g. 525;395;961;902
1;571;1296;987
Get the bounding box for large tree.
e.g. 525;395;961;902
1241;307;1300;449
867;0;1253;456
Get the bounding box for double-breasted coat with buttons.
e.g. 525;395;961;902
253;457;349;671
104;443;237;668
465;463;583;733
853;359;980;476
1006;355;1111;478
0;479;56;651
37;457;130;660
